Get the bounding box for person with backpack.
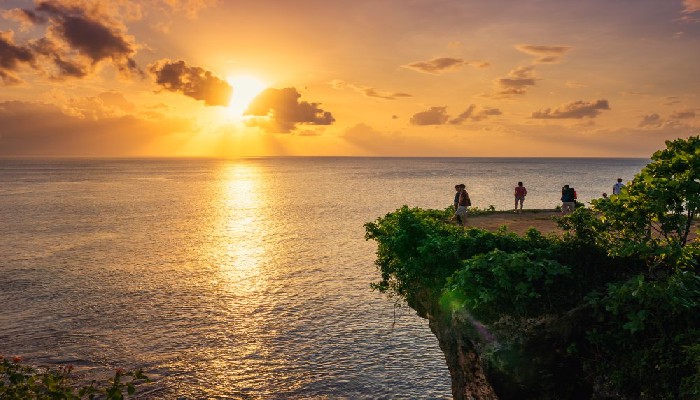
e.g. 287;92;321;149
453;184;462;225
514;181;527;213
561;184;575;214
453;183;471;227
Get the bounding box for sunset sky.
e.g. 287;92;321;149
1;0;699;157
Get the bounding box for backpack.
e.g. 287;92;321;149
563;187;575;202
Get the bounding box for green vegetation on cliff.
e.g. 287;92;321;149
365;136;700;399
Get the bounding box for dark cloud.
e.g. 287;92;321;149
409;106;449;125
516;44;572;63
449;104;502;124
639;113;662;127
244;87;335;133
402;57;489;74
532;99;610;119
495;66;537;96
149;59;232;107
0;100;193;156
0;31;36;84
640;109;698;128
670;110;696;119
332;80;411;100
35;2;139;73
0;2;140;84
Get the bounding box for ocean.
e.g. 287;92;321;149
0;157;648;398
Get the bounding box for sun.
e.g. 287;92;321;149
226;75;267;117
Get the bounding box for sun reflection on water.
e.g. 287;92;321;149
201;161;298;395
214;162;267;291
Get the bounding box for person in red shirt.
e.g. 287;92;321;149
514;181;527;213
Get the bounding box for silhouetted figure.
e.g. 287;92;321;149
612;178;624;195
453;184;462;225
453;184;470;227
514;181;527;213
561;185;575;214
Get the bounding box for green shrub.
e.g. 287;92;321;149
0;356;148;400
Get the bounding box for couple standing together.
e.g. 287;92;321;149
453;184;471;227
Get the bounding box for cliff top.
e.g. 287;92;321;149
466;210;562;235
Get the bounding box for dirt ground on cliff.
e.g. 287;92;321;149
466;210;563;235
466;209;698;241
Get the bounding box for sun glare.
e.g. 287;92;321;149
226;75;267;117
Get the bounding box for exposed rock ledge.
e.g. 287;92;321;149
412;289;498;400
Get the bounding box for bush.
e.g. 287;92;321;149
0;356;148;400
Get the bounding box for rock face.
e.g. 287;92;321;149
412;290;499;400
412;289;594;400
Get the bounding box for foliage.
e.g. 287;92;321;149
365;206;468;305
0;356;149;400
444;249;573;323
583;272;700;399
589;136;700;270
365;136;700;399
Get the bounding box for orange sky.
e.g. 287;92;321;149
1;0;699;157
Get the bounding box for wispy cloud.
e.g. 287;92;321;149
681;0;700;21
402;57;489;74
639;109;697;128
331;80;412;100
516;44;572;63
683;0;700;14
670;109;696;119
409;104;501;125
449;104;502;124
495;66;538;96
532;99;610;119
639;113;662;127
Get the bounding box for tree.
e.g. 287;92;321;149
591;135;700;270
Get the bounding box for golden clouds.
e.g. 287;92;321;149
402;57;490;74
532;100;610;119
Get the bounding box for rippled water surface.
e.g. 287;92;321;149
0;157;648;398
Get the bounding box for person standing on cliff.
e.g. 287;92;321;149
612;178;624;195
514;181;527;213
561;184;575;214
454;184;470;227
453;184;462;225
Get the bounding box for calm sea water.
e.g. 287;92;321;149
0;157;648;399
